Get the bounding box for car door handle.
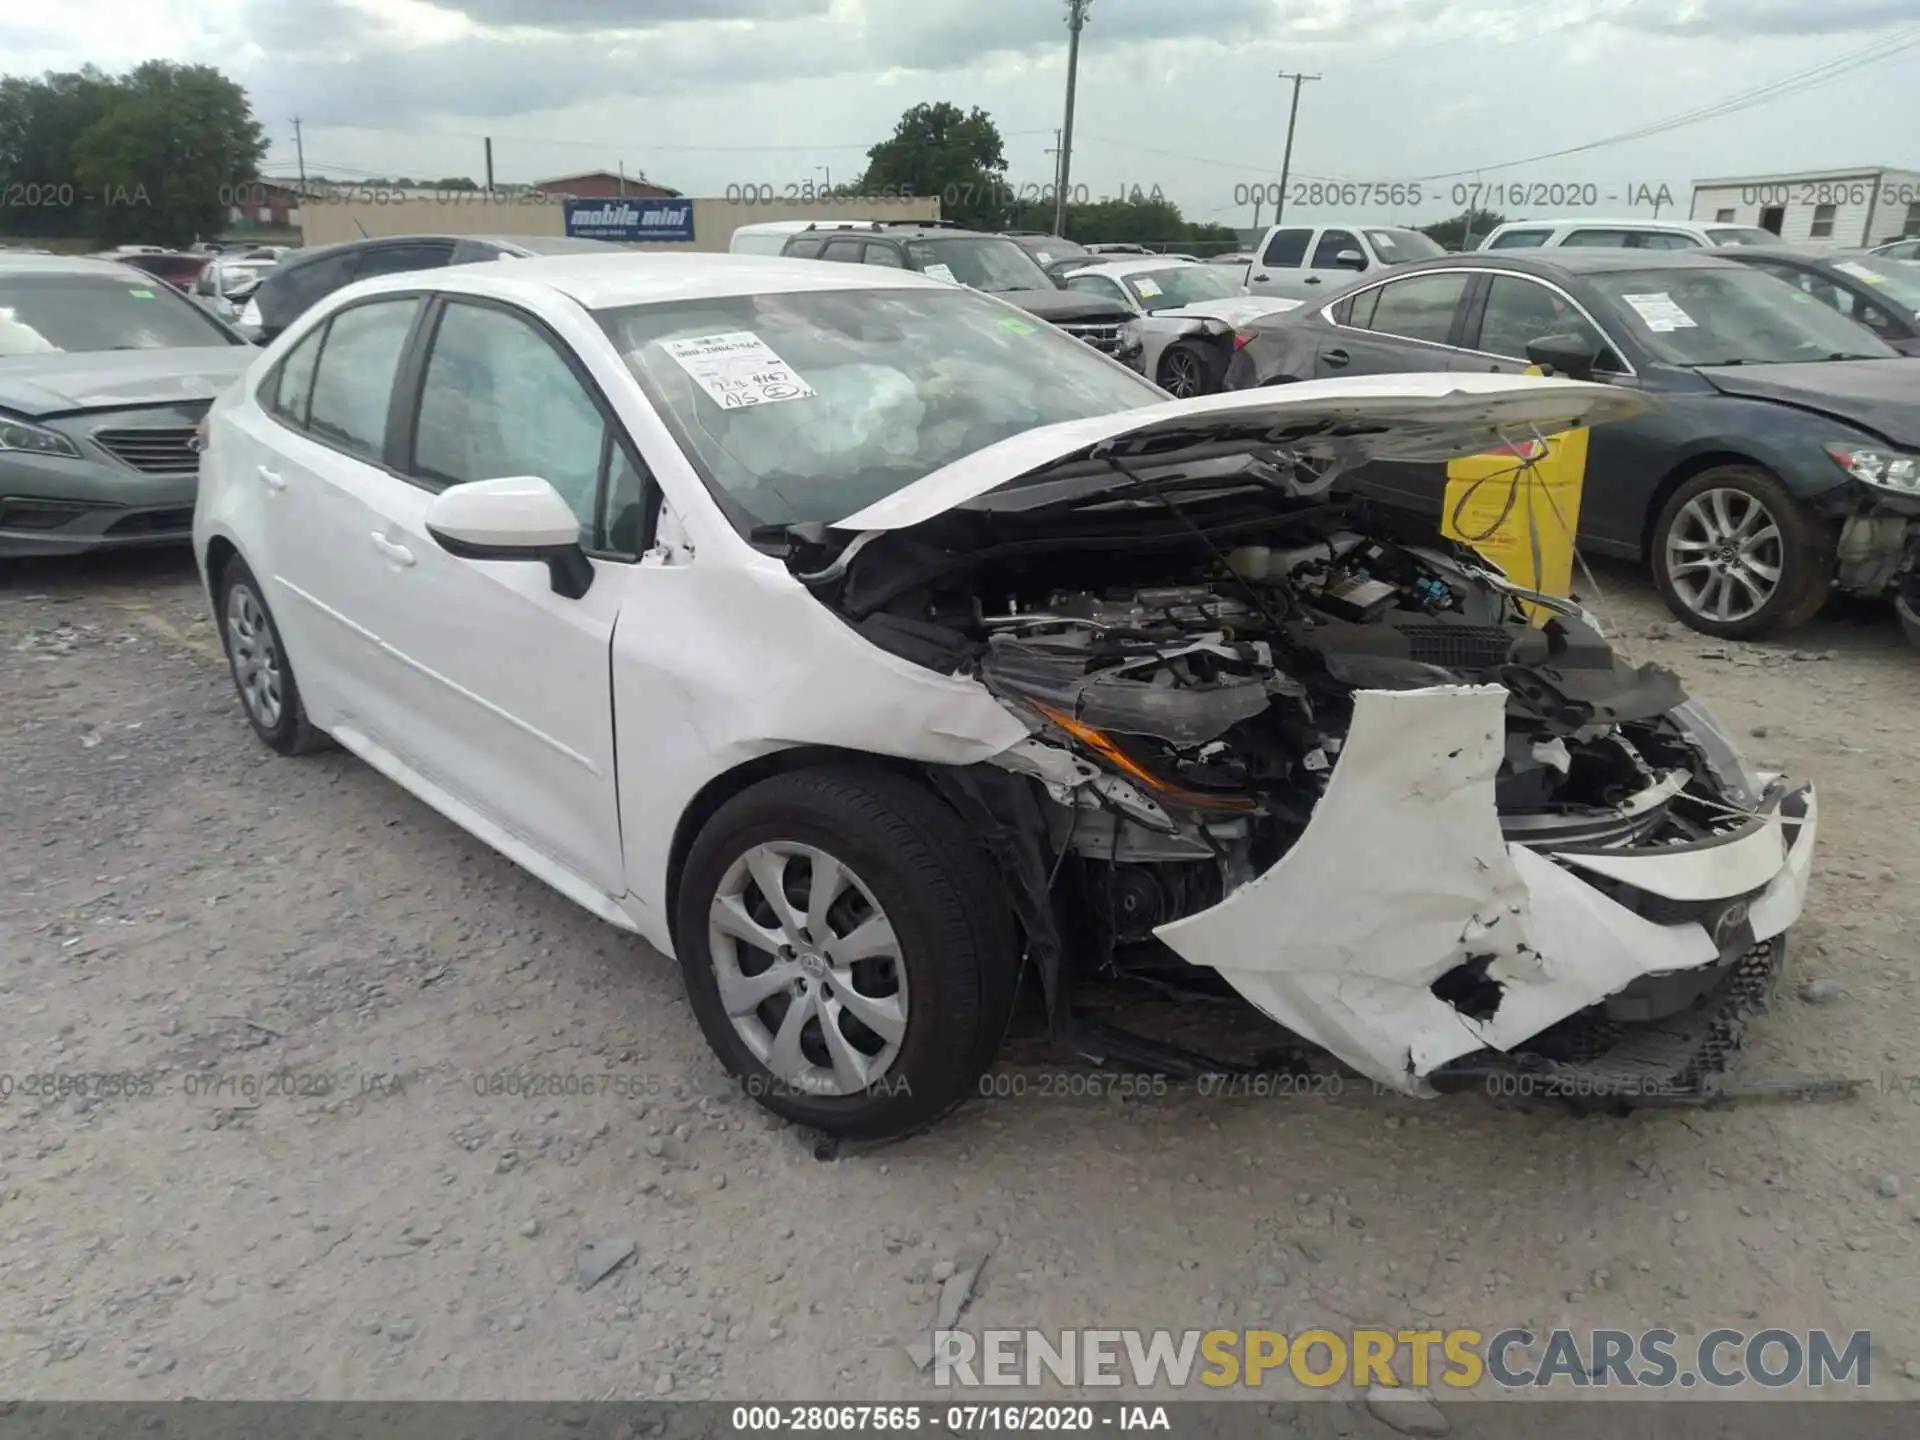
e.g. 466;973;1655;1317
1253;273;1269;282
256;465;286;490
369;532;415;567
1304;275;1323;284
1323;348;1350;368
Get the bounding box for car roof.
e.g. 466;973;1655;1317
1490;217;1714;231
338;251;951;311
1411;249;1744;278
0;253;164;280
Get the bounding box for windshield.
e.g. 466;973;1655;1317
598;286;1164;527
1705;228;1784;247
1589;266;1900;365
906;237;1052;293
0;273;238;355
1366;228;1446;264
1124;266;1244;311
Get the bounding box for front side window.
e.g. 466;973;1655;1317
1348;273;1470;345
0;273;239;355
862;244;904;268
1477;276;1608;362
305;298;421;461
597;286;1164;529
1562;229;1636;248
820;240;864;263
412;301;610;542
1634;232;1700;250
1311;230;1363;269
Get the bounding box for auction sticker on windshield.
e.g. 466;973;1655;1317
1620;293;1696;331
662;331;816;409
1135;277;1163;298
923;263;958;283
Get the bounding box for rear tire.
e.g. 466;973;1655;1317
215;556;331;755
1650;465;1832;640
1158;342;1229;398
674;767;1019;1141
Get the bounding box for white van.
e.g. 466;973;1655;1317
1476;217;1781;251
729;220;872;256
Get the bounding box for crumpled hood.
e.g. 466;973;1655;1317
1155;296;1302;326
0;347;253;417
834;371;1656;532
1696;359;1920;447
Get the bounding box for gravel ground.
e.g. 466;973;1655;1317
3;547;1918;1410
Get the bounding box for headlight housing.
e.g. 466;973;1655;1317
1825;443;1920;494
0;415;82;459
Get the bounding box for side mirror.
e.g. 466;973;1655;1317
424;476;593;599
1335;249;1367;270
1525;333;1601;381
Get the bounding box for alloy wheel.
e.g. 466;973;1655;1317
706;841;909;1097
225;582;284;729
1161;348;1205;397
1664;487;1784;625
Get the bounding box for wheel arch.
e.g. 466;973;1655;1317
661;745;947;955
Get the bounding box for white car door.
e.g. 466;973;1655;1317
1244;226;1316;297
246;294;428;735
1300;226;1375;294
351;295;629;899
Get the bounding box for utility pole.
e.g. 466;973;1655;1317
484;137;495;193
1273;72;1320;226
292;117;306;191
1054;0;1092;237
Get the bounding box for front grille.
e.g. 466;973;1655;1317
1060;321;1125;354
103;507;194;536
93;427;200;475
1397;622;1515;671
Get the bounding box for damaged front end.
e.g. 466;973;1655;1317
780;380;1816;1097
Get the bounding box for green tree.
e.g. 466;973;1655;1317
0;67;119;239
1005;191;1241;253
853;101;1008;229
1420;208;1505;252
70;61;266;247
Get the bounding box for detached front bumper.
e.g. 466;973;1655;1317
1154;684;1815;1096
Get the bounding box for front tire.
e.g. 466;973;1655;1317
1650;466;1833;639
215;557;330;755
1158;342;1228;398
674;767;1019;1141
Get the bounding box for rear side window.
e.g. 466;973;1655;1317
1261;228;1312;268
785;237;827;259
305;298;420;461
1561;229;1637;247
1634;232;1700;250
863;243;904;267
1487;229;1551;249
821;239;864;262
267;324;327;426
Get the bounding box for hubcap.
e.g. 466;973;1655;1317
225;583;284;728
1664;488;1784;625
1163;350;1203;397
706;842;908;1097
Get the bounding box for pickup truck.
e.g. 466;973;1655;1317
1243;222;1447;299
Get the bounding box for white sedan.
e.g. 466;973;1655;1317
1058;257;1302;396
194;254;1816;1140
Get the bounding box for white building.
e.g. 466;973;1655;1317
1690;166;1920;248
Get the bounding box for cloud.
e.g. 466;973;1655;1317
441;0;833;26
1597;0;1920;37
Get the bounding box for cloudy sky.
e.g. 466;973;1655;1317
6;0;1917;227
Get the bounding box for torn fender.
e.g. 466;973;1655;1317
1152;685;1815;1094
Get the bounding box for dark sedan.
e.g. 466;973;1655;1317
1227;249;1920;640
1715;247;1920;356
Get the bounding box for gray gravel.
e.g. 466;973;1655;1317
3;549;1919;1401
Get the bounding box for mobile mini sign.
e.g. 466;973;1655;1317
563;198;694;243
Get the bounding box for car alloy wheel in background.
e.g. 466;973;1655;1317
1650;465;1833;640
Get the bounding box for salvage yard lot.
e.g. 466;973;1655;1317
3;549;1920;1403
